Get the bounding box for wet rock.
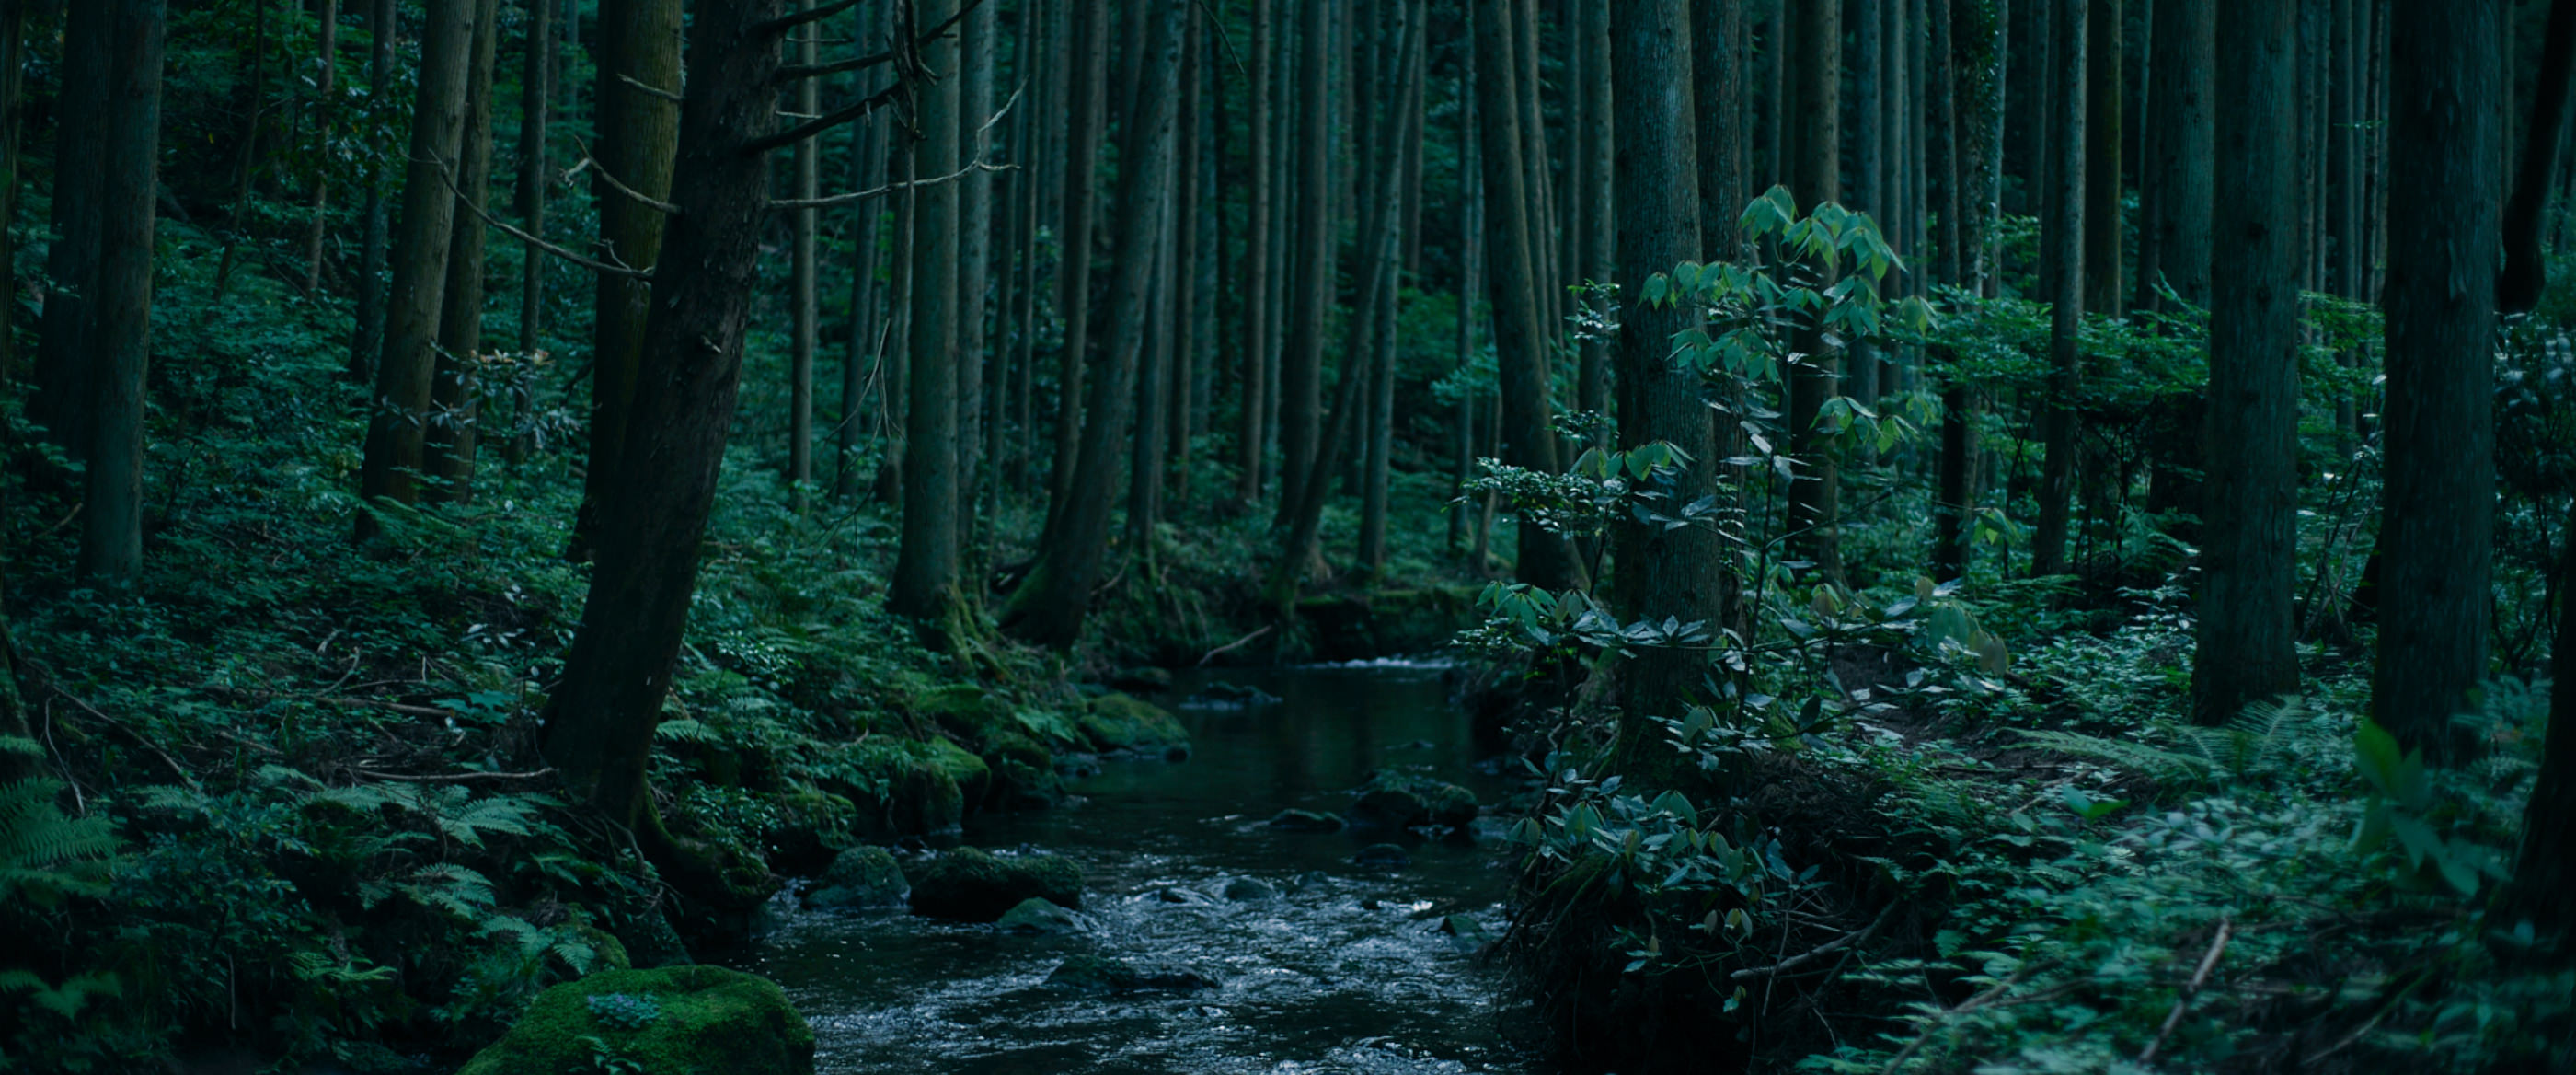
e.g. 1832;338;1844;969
1289;871;1331;892
904;847;1084;922
1043;954;1216;993
1351;778;1478;831
1353;843;1411;868
1438;913;1489;952
804;845;908;909
1184;682;1283;709
1078;693;1192;754
1267;808;1346;833
1221;877;1277;902
1156;885;1211;905
995;896;1085;934
1107;666;1175;693
457;965;815;1075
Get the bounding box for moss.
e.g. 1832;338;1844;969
904;847;1083;921
981;731;1062;806
812;739;964;838
455;965;814;1075
910;685;1009;741
1077;693;1190;753
911;736;990;801
805;845;907;908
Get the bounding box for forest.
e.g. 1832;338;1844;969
0;0;2572;1070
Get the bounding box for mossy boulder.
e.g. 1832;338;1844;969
994;896;1085;934
914;736;991;802
1078;694;1190;754
455;965;814;1075
913;685;1009;739
805;845;908;908
813;739;965;838
764;786;857;877
982;731;1064;808
1352;775;1478;830
904;847;1083;922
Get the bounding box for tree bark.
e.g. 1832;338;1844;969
31;0;109;455
2030;0;2086;578
1785;0;1843;580
788;1;822;509
1575;0;1612;431
2194;0;2303;725
891;0;964;620
1696;0;1746;252
1045;0;1111;522
2509;498;2576;942
2373;0;2499;757
1473;0;1583;591
1359;0;1424;574
305;0;341;296
1607;0;1714;782
1240;0;1276;503
426;0;500;505
572;0;684;557
544;0;787;836
356;0;479;537
2501;0;2576;314
1166;1;1202;510
2084;0;2122;316
516;0;550;355
348;0;397;381
76;0;168;582
955;0;996;527
1004;0;1189;648
2146;0;2213;307
1276;0;1334;522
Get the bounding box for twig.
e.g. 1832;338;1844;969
771;159;1017;210
1878;961;2046;1073
2138;916;2234;1064
742;78;913;156
51;688;201;792
437;161;653;279
753;0;867;35
616;72;684;104
571;138;683;214
1198;624;1277;666
1733;902;1898;981
38;501;83;538
352;767;555;784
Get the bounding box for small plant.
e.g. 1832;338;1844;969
583;992;662;1031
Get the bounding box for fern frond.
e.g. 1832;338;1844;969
2018;729;2218;783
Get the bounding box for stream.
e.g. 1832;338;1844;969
731;661;1540;1074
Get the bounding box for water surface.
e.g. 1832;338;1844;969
735;662;1538;1074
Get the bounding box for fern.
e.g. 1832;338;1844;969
0;769;119;907
2018;697;2333;789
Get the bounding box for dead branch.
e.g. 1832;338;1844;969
753;0;865;35
52;688;201;792
436;162;654;280
2138;917;2235;1064
617;72;684;104
352;767;556;784
1197;625;1277;666
742;78;912;156
770;87;1020;207
571;137;682;214
1733;902;1899;981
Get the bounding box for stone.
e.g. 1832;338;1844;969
456;965;814;1075
1352;843;1411;868
904;847;1084;922
1077;693;1191;754
1107;666;1175;692
1351;778;1478;831
1351;788;1432;828
995;896;1085;934
1268;809;1346;833
1183;682;1283;709
1220;877;1277;902
804;845;908;909
1043;954;1215;993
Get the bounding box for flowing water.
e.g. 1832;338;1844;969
733;662;1540;1074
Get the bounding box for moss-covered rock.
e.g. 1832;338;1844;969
982;731;1064;808
764;785;857;877
805;845;907;909
1268;808;1346;833
1078;693;1190;754
455;965;814;1075
994;896;1084;934
1352;775;1478;830
914;736;991;802
904;847;1083;922
812;739;965;838
912;685;1008;739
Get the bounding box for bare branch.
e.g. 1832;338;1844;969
740;79;910;156
436;162;653;280
753;0;864;35
572;138;682;214
774;45;899;84
617;72;684;104
769;159;1016;211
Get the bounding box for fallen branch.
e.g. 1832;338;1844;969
352;767;555;785
51;688;201;792
1198;624;1277;666
2139;917;2235;1064
1733;902;1898;981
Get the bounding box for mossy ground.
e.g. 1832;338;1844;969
456;965;816;1075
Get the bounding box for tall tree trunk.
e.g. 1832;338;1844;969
1046;0;1111;522
1759;0;1785;186
1166;0;1202;508
1936;0;2003;583
2146;0;2213;307
1276;0;1333;521
425;0;500;505
891;0;965;620
788;1;822;509
1696;0;1746;251
543;0;787;850
213;0;273;300
1852;0;1883;412
572;0;684;557
837;2;888;502
2194;0;2304;725
348;0;397;381
2509;498;2576;941
1474;0;1583;591
1004;0;1190;648
1607;0;1713;782
2084;0;2122;315
1359;0;1424;575
356;0;479;538
2374;0;2500;757
955;0;996;530
1785;0;1843;580
1128;207;1173;552
1453;2;1482;554
31;0;109;454
0;0;27;383
1240;0;1275;503
76;0;168;582
517;0;550;356
2030;0;2086;577
2501;0;2576;314
1574;0;1612;431
304;0;341;296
